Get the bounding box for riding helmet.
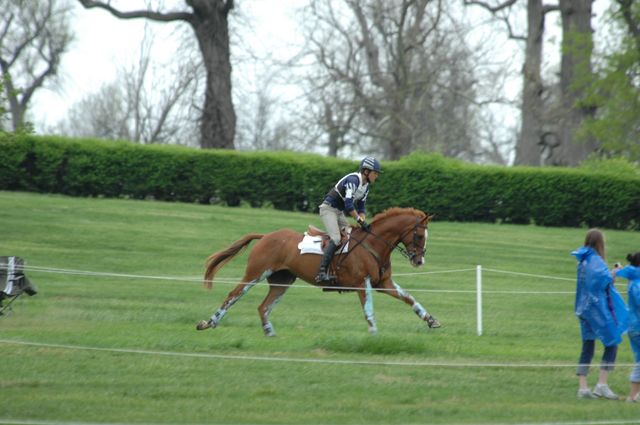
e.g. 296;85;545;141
360;156;382;173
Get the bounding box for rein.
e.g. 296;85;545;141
366;216;427;262
334;216;427;282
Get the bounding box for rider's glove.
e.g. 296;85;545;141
357;217;371;232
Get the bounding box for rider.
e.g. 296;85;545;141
315;156;381;283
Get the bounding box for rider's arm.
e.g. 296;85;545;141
355;187;368;222
342;175;368;225
342;176;359;220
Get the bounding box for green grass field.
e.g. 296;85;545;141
1;190;639;425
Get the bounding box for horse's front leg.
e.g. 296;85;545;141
357;277;378;334
380;279;441;329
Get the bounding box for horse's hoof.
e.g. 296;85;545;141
196;320;213;331
427;316;441;328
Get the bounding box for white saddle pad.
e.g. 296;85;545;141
298;233;349;255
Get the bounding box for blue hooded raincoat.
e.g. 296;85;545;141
616;265;640;334
572;246;628;347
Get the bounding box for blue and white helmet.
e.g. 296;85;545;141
360;156;382;173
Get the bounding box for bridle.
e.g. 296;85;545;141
393;217;428;264
332;215;429;283
348;216;428;264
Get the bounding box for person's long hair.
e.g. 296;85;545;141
584;228;606;259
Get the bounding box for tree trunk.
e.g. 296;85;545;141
191;5;235;150
77;0;236;149
553;0;597;165
5;77;26;131
514;0;545;166
386;112;412;160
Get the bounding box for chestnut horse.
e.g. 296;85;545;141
196;207;440;336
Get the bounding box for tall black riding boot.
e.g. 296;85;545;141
315;240;338;283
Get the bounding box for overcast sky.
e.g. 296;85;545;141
30;0;307;132
30;0;612;141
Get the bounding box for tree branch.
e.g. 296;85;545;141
77;0;192;23
464;0;532;41
463;0;518;13
501;15;526;41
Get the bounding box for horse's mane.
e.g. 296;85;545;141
371;207;426;223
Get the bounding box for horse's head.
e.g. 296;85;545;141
399;211;433;267
370;208;434;267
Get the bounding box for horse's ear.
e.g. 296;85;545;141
425;213;435;223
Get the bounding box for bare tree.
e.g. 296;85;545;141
78;0;235;149
299;0;490;161
58;27;201;145
464;0;559;166
233;67;298;152
0;0;73;132
300;65;361;157
466;0;601;166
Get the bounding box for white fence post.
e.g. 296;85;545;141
476;265;483;336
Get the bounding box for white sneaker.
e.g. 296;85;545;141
593;384;619;400
577;388;597;399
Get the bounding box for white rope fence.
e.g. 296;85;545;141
1;338;638;369
2;262;586;337
5;263;575;294
2;263;638;371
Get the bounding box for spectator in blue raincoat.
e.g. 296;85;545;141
614;251;640;402
572;229;628;400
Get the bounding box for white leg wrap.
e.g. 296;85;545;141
210;274;268;326
412;302;429;320
263;322;276;337
363;277;378;334
393;280;416;303
210;307;227;326
261;293;284;336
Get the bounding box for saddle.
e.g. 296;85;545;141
305;226;357;293
306;225;351;250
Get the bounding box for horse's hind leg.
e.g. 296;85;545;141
379;279;441;329
197;270;272;331
258;270;295;337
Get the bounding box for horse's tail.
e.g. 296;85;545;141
203;233;264;289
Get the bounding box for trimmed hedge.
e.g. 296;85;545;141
1;134;638;230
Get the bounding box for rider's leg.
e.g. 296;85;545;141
315;240;338;282
316;204;344;282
